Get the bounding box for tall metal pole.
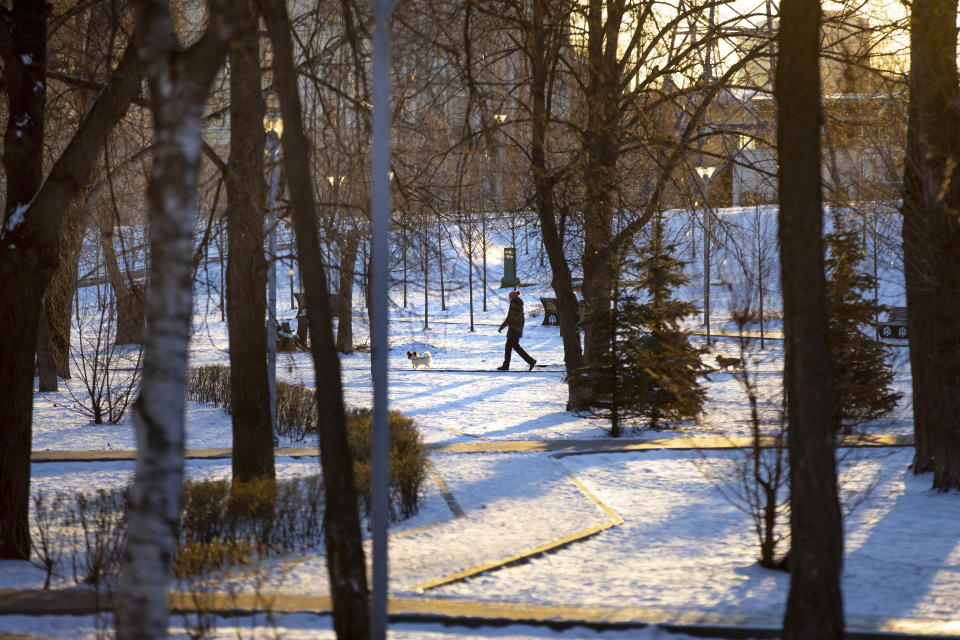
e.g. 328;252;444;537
696;165;714;345
482;212;487;311
370;1;397;637
266;131;280;431
703;199;711;345
757;204;766;349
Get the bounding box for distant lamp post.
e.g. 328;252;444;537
264;115;282;431
326;175;346;289
696;165;716;345
494;113;510;247
289;267;295;309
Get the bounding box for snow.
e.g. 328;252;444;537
2;206;949;639
4;203;28;231
0;614;709;639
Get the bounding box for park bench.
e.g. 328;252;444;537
276;321;300;352
539;297;585;327
292;292;342;348
876;306;908;341
541;297;560;325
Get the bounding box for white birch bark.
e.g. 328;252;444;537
116;3;239;638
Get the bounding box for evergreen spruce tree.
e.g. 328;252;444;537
825;217;901;435
587;214;705;433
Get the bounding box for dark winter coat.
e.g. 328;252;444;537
499;297;525;338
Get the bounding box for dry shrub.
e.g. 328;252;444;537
347;409;428;520
184;366;429;517
176;475;325;577
29;488;127;592
275;381;317;441
186;365;231;411
68;489;127;587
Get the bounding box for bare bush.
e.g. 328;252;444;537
66;488;128;587
67;279;142;425
184;366;429;518
30;491;67;590
186;365;232;411
696;309;790;570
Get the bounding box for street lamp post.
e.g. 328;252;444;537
370;1;398;638
481;208;487;312
289;266;295;309
696;165;715;345
326;175;347;312
265;121;282;431
494;113;511;252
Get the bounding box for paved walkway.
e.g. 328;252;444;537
12;434;950;639
2;589;958;638
30;433;913;463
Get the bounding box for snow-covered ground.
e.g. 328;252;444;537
3;206;951;640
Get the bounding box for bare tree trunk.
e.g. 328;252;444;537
97;209;145;345
0;0;50;559
336;230;361;354
580;0;620;373
47;203;88;379
260;1;371;636
524;0;586;410
902;0;960;488
422;212;429;330
776;0;844;636
226;0;273;483
524;0;586;411
36;300;59;392
0;19;140;559
43;0;120;368
437;217;446;310
116;3;237;637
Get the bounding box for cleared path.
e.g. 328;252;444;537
29;433;913;463
13;433;940;640
1;589;958;639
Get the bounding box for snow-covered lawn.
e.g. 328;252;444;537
4;209;952;639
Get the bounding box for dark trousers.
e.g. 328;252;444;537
503;330;535;368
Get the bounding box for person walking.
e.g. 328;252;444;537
497;290;536;371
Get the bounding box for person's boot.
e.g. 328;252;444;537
496;364;509;371
528;359;537;371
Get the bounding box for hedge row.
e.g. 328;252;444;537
31;477;325;587
185;365;427;519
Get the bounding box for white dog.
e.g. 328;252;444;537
406;351;432;369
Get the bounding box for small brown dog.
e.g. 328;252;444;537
715;354;743;371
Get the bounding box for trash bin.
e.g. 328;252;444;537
500;247;519;288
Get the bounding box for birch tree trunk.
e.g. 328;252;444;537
260;1;371;635
116;3;238;637
776;0;845;636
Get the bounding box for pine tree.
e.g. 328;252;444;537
587;214;705;433
825;218;901;435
